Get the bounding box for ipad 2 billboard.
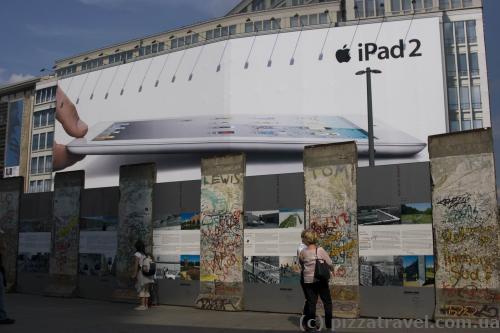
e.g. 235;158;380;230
55;17;447;188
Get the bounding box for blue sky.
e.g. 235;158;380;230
0;0;499;187
0;0;241;81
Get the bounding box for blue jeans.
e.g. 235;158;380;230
0;273;7;320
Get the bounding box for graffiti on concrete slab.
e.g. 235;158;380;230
197;155;245;311
304;143;359;318
50;185;80;277
196;296;240;311
116;176;154;288
0;188;20;290
432;151;499;321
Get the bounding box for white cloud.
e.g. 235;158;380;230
0;68;36;85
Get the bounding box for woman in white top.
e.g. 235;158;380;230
299;229;334;331
131;240;154;311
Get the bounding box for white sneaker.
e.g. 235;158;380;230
134;305;148;311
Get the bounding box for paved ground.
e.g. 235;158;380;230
2;294;499;333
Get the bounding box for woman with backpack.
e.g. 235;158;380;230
131;240;154;311
299;229;334;331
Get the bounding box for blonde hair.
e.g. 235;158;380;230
301;229;318;246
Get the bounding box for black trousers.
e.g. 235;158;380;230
301;280;333;329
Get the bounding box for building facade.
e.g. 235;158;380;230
28;79;56;193
0;78;40;190
53;0;488;135
0;0;489;190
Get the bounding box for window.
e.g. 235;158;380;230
139;42;164;56
448;87;458;111
451;0;462;9
446;54;456;77
457;53;468;77
254;21;263;32
309;14;318;26
47;132;54;149
365;0;375;17
449;112;459;132
110;50;134;63
461;114;472;130
44;179;52;192
56;65;76;77
292;0;305;5
444;22;454;45
473;114;483;128
37;180;43;192
439;0;449;9
81;58;103;71
37;156;44;174
45;156;52;173
424;0;433;9
245;22;253;33
460;86;470;110
354;0;364;18
471;86;481;109
34;112;41;128
32;134;39;151
463;0;473;7
290;16;299;28
33;109;55;128
229;25;237;35
29;181;36;193
31;158;37;175
263;19;273;31
40;112;48;128
469;52;479;76
466;21;477;43
319;12;329;24
35;87;57;105
206;29;214;39
30;156;52;175
455;22;465;44
170;34;201;49
252;0;265;11
376;0;385;15
391;0;401;12
48;109;55;125
402;0;412;12
39;133;47;150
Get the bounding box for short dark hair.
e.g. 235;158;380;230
135;239;146;254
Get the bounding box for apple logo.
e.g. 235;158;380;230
336;44;351;63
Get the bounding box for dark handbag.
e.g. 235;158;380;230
314;248;331;283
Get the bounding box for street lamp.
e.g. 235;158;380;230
355;67;382;167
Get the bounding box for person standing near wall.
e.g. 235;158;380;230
299;229;333;331
0;229;15;324
131;240;154;311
